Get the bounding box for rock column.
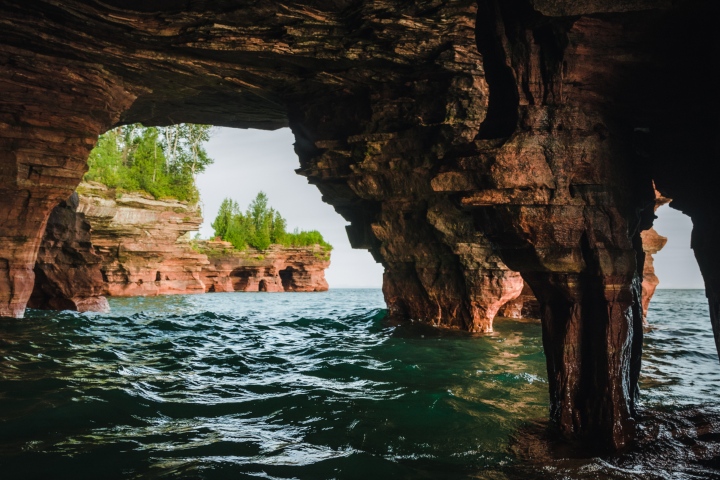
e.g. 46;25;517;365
289;80;523;332
444;5;657;448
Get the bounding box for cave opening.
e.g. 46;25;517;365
651;204;704;292
280;267;295;291
230;269;252;291
197;127;385;290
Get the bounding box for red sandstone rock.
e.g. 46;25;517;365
640;189;671;322
199;241;329;293
72;183;330;297
76;182;209;297
641;227;667;320
499;284;541;320
30;183;331;305
28;192;109;313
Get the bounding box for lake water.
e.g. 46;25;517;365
0;289;718;479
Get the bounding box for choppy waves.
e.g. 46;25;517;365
0;289;718;479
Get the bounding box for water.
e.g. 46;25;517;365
0;289;718;479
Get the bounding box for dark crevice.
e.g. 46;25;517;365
578;231;607;438
532;22;571;105
474;0;519;139
280;267;294;291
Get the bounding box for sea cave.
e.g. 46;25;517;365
1;0;720;477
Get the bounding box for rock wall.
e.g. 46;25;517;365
29;182;330;303
199;240;329;293
641;190;671;321
76;182;209;296
499;284;541;320
28;192;109;313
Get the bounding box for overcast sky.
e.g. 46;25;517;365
653;205;704;289
197;127;705;290
196;127;385;288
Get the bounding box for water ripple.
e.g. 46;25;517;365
0;289;718;478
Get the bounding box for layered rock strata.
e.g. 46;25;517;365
1;0;718;451
499;284;541;320
641;190;671;321
29;183;330;304
198;240;329;293
76;182;208;297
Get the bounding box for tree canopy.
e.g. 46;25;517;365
84;123;213;202
211;192;332;251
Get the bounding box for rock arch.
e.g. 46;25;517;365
1;0;718;451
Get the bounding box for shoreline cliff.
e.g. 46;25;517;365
30;182;331;312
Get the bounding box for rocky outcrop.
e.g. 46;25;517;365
499;284;541;320
641;228;667;319
76;182;208;297
28;192;109;313
198;240;329;293
29;182;331;304
641;190;671;321
3;0;720;451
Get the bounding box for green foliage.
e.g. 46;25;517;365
280;228;333;251
212;192;332;251
84;123;214;202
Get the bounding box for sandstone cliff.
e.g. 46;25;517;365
29;182;330;306
641;228;667;320
198;240;329;293
28;192;109;313
76;182;208;296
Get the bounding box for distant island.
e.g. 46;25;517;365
28;124;332;313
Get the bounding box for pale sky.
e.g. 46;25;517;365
196;127;385;288
196;127;704;291
653;205;705;289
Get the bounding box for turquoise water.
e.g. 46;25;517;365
0;289;718;478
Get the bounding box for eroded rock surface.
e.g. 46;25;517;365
28;192;109;313
499;283;541;320
30;183;331;303
76;182;209;297
641;190;671;321
199;240;329;293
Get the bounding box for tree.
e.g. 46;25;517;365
210;192;332;251
211;198;238;239
270;210;287;243
84;123;214;203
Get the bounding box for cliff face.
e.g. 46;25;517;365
199;240;329;293
76;182;208;296
2;0;718;450
29;182;331;304
641;190;671;321
28;192;109;313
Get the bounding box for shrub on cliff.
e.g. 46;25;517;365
85;124;213;203
212;192;332;251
